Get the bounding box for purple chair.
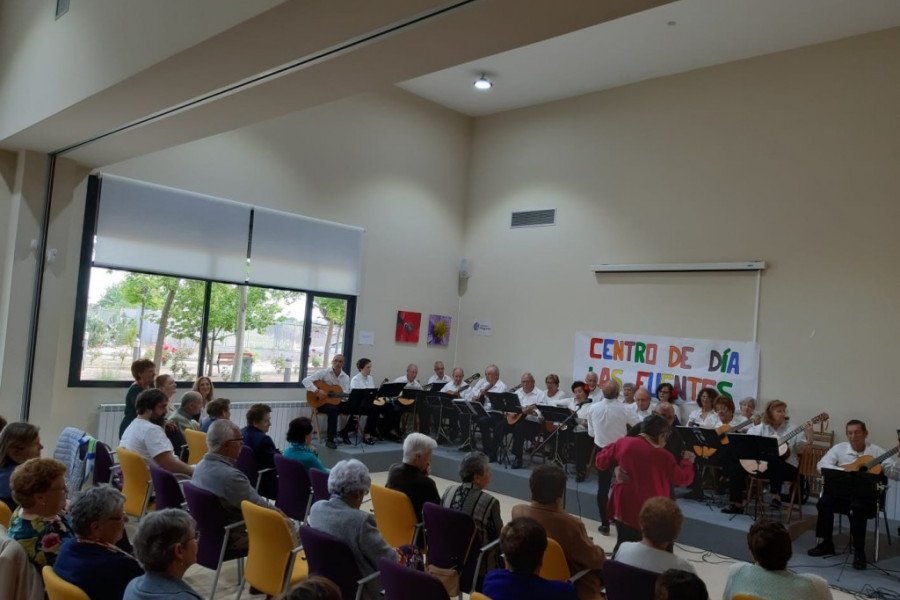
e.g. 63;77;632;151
378;556;450;600
273;454;312;522
298;526;379;600
148;463;185;510
183;482;246;600
309;467;330;504
94;441;118;487
421;502;478;598
602;560;657;600
235;445;275;493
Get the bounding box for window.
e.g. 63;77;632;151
69;175;356;387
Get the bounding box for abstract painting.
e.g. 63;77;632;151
395;311;421;343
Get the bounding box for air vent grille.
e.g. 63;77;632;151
511;209;556;228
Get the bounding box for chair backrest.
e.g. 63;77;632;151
42;565;90;600
299;525;364;600
115;447;152;518
470;594;492;600
235;445;260;487
422;502;478;569
539;538;571;581
379;556;451;600
798;445;828;478
92;441;117;487
0;501;11;529
603;560;657;600
148;463;185;510
184;429;208;465
309;467;330;504
370;483;418;548
183;482;231;570
274;454;312;522
241;500;298;597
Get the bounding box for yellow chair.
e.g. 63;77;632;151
184;429;208;465
733;595;767;600
470;593;493;600
116;447;154;519
0;501;11;528
241;500;308;597
539;538;590;584
369;483;421;548
42;566;90;600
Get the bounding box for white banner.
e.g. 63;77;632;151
573;331;759;402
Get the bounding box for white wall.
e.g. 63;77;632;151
458;28;900;445
24;88;471;445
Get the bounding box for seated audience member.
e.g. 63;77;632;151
386;432;440;522
193;376;216;421
482;517;578;600
442;452;503;578
120;359;156;437
242;403;280;499
655;569;709;600
284;417;329;473
723;520;833;600
613;497;694;573
120;389;194;478
8;457;74;568
283;576;342;600
511;464;605;600
200;398;231;433
155;374;178;415
124;509;202;600
0;422;43;509
192;419;278;552
308;459;399;600
170;391;202;434
54;485;143;600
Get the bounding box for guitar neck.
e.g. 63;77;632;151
779;424;809;445
866;445;900;470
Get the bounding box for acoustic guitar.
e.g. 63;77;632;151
740;412;829;474
372;378;391;407
306;380;350;409
692;418;756;459
841;433;900;475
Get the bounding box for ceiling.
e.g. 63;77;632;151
398;0;900;116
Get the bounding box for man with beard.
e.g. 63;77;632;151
119;388;194;477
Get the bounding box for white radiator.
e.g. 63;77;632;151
97;401;310;449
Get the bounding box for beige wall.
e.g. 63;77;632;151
459;28;900;443
24;88;471;445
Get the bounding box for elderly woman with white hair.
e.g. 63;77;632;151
308;459;399;600
124;508;202;600
54;485;144;600
385;432;440;523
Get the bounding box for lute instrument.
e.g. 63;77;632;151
372;378;391;407
306;380;350;409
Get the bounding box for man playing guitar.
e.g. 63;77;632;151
497;373;546;469
808;420;900;570
301;355;352;449
461;364;507;460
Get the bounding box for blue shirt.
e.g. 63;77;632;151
0;461;18;509
124;573;202;600
241;425;279;499
283;443;328;473
55;539;144;600
482;569;579;600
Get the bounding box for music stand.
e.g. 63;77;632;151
345;389;377;447
727;434;780;519
376;381;407;399
486;392;520;415
427;392;459;443
530;406;576;468
822;470;889;567
675;426;722;509
424;381;447;392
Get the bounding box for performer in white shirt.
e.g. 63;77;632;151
808;420;900;569
734;397;758;427
349;357;401;444
627;387;654;421
585;371;602;402
437;367;472;442
495;373;547;469
562;381;594;482
588;380;641;534
622;382;636;405
687;387;720;428
459;364;506;459
393;364;429;435
302;354;353;449
543;373;567;406
426;360;451;385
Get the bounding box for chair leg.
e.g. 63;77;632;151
234;558;245;600
883;506;893;546
311;409;322;444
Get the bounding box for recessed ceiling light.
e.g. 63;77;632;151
474;74;492;90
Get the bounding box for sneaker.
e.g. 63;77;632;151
598;524;610;535
807;541;835;557
853;551;867;570
721;504;744;515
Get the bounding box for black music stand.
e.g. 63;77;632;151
822;470;890;569
675;426;722;509
427;392;459;443
376;381;407;399
530;406;576;469
345;389;377;447
398;389;425;435
727;434;780;519
424;381;447;392
486;393;520;467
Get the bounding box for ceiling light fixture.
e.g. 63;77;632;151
473;74;493;90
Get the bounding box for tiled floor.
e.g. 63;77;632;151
175;472;861;600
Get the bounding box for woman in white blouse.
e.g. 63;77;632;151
687;387;719;428
350;358;400;444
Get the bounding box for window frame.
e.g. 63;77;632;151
68;176;355;388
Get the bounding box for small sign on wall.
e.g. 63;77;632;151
472;318;492;337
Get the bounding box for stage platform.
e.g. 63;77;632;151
319;439;900;596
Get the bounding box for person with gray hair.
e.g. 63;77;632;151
170;391;202;434
54;485;144;600
308;459;399;600
386;432;440;522
191;419;275;551
442;452;503;581
736;397;759;426
124;508;202;600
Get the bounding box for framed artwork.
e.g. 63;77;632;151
428;314;452;346
395;311;421;343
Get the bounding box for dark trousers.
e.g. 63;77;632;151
613;520;641;554
815;492;876;553
574;432;593;477
318;403;355;440
728;458;797;503
494;418;541;460
361;403;398;436
595;445;612;526
479;413;505;458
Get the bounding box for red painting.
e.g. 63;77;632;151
395;311;421;343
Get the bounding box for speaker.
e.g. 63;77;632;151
459;258;471;279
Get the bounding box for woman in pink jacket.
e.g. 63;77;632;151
596;414;695;552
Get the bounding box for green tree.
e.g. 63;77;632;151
315;297;346;364
118;274;180;368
